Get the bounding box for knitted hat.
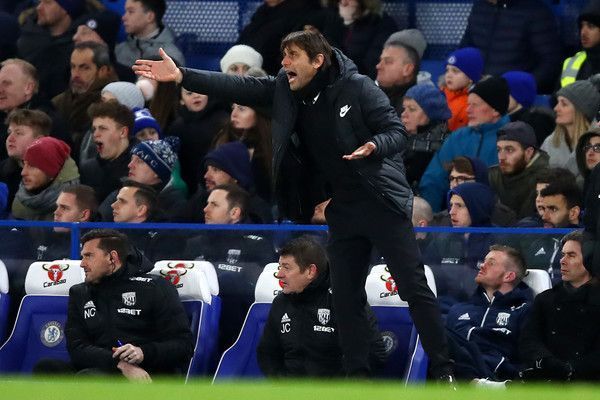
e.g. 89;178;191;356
23;137;71;179
130;139;178;183
557;80;600;122
446;47;483;82
497;121;538;149
102;82;145;110
405;83;451;122
204;141;254;190
384;29;427;59
448;182;495;226
469;76;510;115
220;45;263;73
55;0;84;19
73;10;121;50
501;71;537;109
579;0;600;27
133;108;161;137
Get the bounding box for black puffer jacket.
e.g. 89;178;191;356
257;270;385;377
65;248;193;374
180;48;412;222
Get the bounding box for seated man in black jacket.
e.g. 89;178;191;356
257;235;386;377
65;229;193;381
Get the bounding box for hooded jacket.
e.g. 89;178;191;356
66;247;193;374
180;48;412;222
419;115;510;212
447;283;533;379
115;26;185;68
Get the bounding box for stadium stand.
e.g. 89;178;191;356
0;260;9;344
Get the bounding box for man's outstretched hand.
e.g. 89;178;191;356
133;48;182;84
343;141;377;160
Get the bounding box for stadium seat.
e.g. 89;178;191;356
0;260;84;373
212;262;281;381
150;260;219;377
366;264;436;382
522;269;552;296
0;260;10;344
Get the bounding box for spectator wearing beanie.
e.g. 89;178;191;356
419;76;511;212
220;44;263;75
12;137;80;221
542;80;600;178
502;71;555;146
443;47;483;131
17;0;90;99
401;83;451;189
132;108;162;142
97;138;187;221
560;0;600;87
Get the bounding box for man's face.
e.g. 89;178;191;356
400;98;429;134
92;117;128;160
180;88;208;112
36;0;67;27
54;192;87;232
21;161;52;191
123;0;153;36
0;64;35;112
376;46;412;88
128;154;161;185
497;140;530;175
535;182;549;217
467;93;499;126
276;254;314;294
70;48;101;94
584;136;600;171
581;21;600;49
72;24;105;45
112;186;143;223
560;240;590;286
204;165;235;191
448;167;475;189
448;194;472;227
6;123;39;160
281;44;321;91
475;250;511;291
204;189;236;224
540;194;575;228
80;238;113;284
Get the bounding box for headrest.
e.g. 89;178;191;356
366;264;437;306
0;259;8;294
25;260;84;295
154;260;219;296
254;262;282;303
149;262;212;303
522;269;552;296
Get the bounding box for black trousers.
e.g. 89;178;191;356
325;197;452;377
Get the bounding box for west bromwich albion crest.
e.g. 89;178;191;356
317;308;330;325
122;292;136;306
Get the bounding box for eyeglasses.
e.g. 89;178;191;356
584;143;600;153
449;174;475;184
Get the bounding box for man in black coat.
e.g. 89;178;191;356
519;230;600;381
134;30;454;380
258;236;385;377
65;229;193;380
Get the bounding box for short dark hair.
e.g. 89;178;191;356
540;181;582;209
136;0;166;25
212;183;249;220
73;41;111;69
489;244;526;283
279;235;329;274
88;100;135;134
5;109;52;136
444;156;475;175
60;184;99;221
121;180;158;218
81;229;129;263
281;30;333;69
535;167;576;185
561;229;583;247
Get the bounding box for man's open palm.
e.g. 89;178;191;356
133;48;182;83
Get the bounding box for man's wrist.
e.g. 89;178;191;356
176;68;183;84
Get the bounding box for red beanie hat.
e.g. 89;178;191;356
24;137;71;178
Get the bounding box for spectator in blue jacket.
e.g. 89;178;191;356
446;244;532;381
460;0;561;94
419;76;510;211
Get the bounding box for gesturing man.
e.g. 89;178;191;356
133;31;454;380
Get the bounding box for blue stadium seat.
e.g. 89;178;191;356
0;260;10;345
150;260;220;377
0;260;84;373
365;264;437;382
